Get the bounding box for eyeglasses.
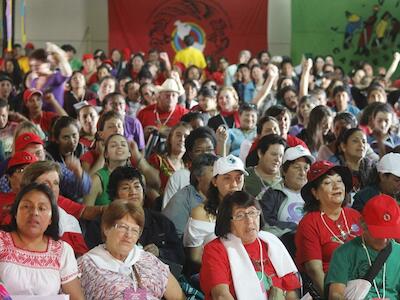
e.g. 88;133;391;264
19;203;51;214
113;223;140;236
231;209;261;221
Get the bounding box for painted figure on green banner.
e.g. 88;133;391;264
344;11;363;49
355;5;379;56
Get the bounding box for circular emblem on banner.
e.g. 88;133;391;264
171;21;206;53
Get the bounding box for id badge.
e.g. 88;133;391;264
123;287;147;300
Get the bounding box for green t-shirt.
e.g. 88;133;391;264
244;167;282;200
325;237;400;299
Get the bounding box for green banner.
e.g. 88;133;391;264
292;0;400;74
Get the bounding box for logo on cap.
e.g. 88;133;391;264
23;135;31;141
228;156;236;164
383;213;391;221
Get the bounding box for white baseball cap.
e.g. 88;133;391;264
377;152;400;177
213;154;248;177
282;145;315;165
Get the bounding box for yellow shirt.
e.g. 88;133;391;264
173;46;207;69
17;56;30;74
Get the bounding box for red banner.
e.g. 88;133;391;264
108;0;268;63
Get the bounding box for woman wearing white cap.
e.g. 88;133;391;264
260;145;314;256
183;154;247;272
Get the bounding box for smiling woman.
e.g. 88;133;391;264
200;191;300;300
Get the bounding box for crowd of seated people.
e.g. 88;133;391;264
1;40;400;299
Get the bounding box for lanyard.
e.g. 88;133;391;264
320;209;355;244
361;237;386;299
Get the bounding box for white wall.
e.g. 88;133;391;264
12;0;291;57
13;0;108;55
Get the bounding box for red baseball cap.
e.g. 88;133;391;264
362;194;400;239
7;151;38;170
23;88;42;103
82;53;94;61
301;160;353;204
25;42;35;50
15;132;43;152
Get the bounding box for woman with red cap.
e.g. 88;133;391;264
295;160;362;297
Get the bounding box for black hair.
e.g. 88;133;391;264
190;153;219;187
334;112;358;128
0;98;8;109
336;127;365;156
184;35;195;47
265;104;290;119
138;67;153;81
184;79;198;90
359;102;381;126
108;166;145;200
372;102;394;119
198;86;216;98
4;182;60;241
277;85;298;102
51;116;79;141
257;134;287;155
237;63;250;71
29;48;47;62
180;111;206;124
239;103;257;114
215;191;265;238
332;85;349;98
305;105;334;151
184;126;217;155
60;44;76;54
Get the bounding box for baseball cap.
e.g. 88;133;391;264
362;194;400;239
23;88;43;103
377;152;400;177
213;154;248;177
282;145;315;165
7;151;38;170
25;42;35;50
82;53;94;61
0;74;13;84
301;160;352;204
15;132;43;152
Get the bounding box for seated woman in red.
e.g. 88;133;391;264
295;161;362;297
200;191;300;299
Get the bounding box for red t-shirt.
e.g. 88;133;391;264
32;111;58;134
295;207;362;273
200;238;300;299
137;103;188;130
80;149;98;166
0;192;15;225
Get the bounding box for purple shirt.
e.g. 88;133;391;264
124;115;145;150
32;71;69;111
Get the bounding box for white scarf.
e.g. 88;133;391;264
221;231;298;300
86;244;143;275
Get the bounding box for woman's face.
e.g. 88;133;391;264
79;107;98;135
187;67;200;80
261;120;281;137
312;173;346;209
97;67;110;80
320;116;333;136
5;61;14;73
299;101;314;121
132;57;144;71
198;95;217;112
333;119;352;138
70;72;86;89
218;90;237;112
111;50;122;62
239;110;257;130
105;135;130;161
368;90;386;104
230;205;260;244
117;178;144;205
16;190;52;238
251;66;263;81
315;57;325;71
104;214;141;260
57;124;80;155
277;112;291;135
373;112;392;135
99;79;116;99
35;171;60;198
341;131;367;160
212;170;244;199
169;126;190;155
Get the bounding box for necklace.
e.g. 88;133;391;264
154;107;174;128
256;238;264;282
320;209;355;244
361;236;386;299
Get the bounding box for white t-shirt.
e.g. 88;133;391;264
0;231;79;296
278;187;305;224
